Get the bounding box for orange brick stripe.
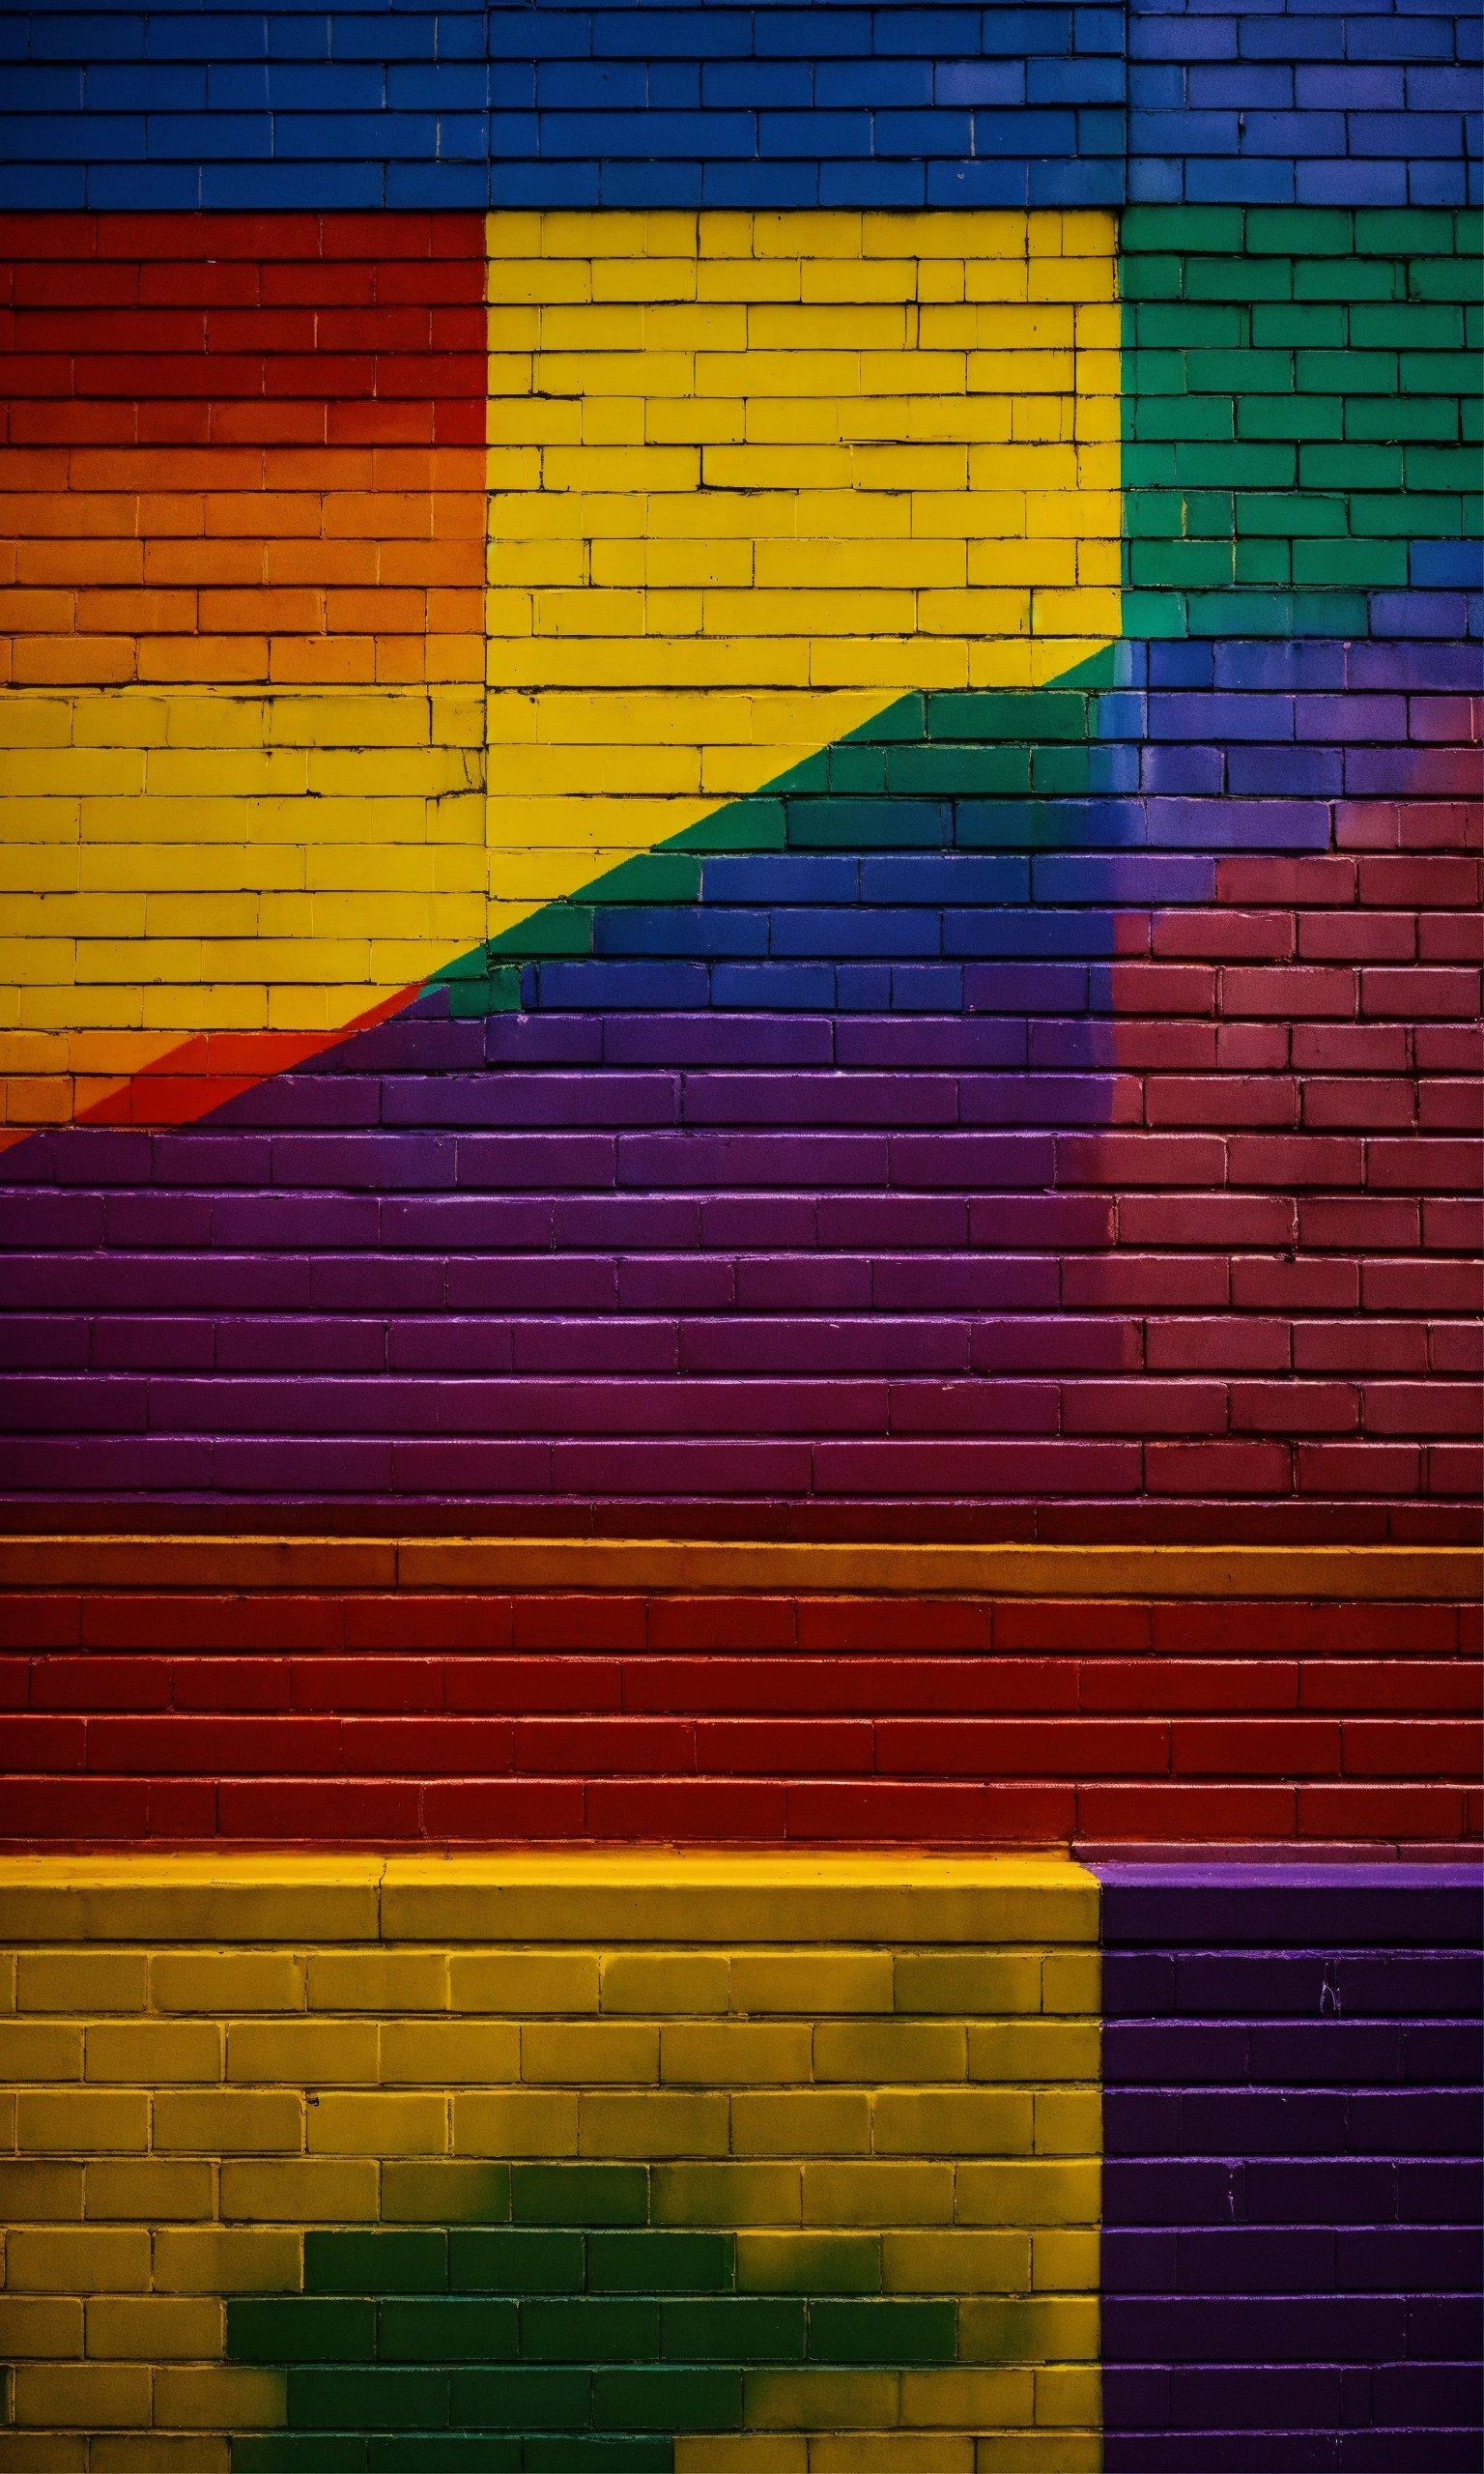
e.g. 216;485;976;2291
0;1535;1472;1599
0;212;487;687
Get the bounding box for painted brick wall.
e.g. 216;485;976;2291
0;1538;1478;1847
0;1853;1104;2473
0;12;1480;2471
1;634;1477;1531
1;14;1477;1528
1100;1862;1484;2472
1;1853;1478;2472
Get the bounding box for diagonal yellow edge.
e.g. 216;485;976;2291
0;1535;1475;1599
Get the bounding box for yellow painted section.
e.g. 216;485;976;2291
0;1854;1100;2470
0;682;486;1131
0;209;1117;1136
483;207;1121;916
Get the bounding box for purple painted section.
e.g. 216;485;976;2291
1098;1861;1484;2472
0;633;1476;1539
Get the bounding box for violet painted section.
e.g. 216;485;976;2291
0;638;1477;1540
1098;1861;1484;2472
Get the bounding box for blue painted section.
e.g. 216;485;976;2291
5;2;1476;210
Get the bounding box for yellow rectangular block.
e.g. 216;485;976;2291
600;1950;730;2014
731;1952;895;2015
802;2163;955;2228
154;2088;302;2155
5;2229;151;2294
873;2089;1034;2157
380;2017;521;2084
1036;2365;1103;2427
93;2446;230;2474
85;2021;221;2084
899;2368;1038;2430
651;2160;802;2229
967;2022;1100;2084
453;2087;577;2157
219;2157;377;2223
0;2159;84;2221
149;1951;304;2014
813;2020;968;2083
661;2022;813;2085
1041;1953;1100;2014
745;2367;901;2431
521;2020;659;2083
15;1950;149;2013
304;1950;449;2012
84;2295;223;2362
0;2444;88;2474
381;2156;511;2223
1033;2089;1101;2156
304;2091;446;2155
956;2161;1100;2229
1031;2229;1099;2292
732;2090;871;2157
12;2365;153;2432
0;2021;84;2079
151;2366;282;2432
578;2089;729;2158
894;1954;1043;2015
676;2443;807;2474
83;2160;215;2222
883;2230;1033;2295
227;2019;381;2086
813;2443;975;2474
0;1864;383;1948
448;1949;601;2012
0;2297;84;2361
959;2293;1099;2366
976;2438;1100;2473
17;2088;148;2154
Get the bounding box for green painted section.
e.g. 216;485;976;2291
227;2163;960;2470
1120;205;1481;637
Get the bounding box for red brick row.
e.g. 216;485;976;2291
1;1593;1471;1656
0;1773;1473;1847
6;1654;1478;1719
1;1709;1475;1781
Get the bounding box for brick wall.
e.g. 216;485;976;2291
1100;1862;1484;2472
0;8;1479;2470
1;1852;1477;2472
1;632;1476;1532
1;27;1477;1527
0;1852;1104;2473
0;1539;1477;1847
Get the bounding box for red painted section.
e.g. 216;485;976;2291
2;1589;1476;1846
